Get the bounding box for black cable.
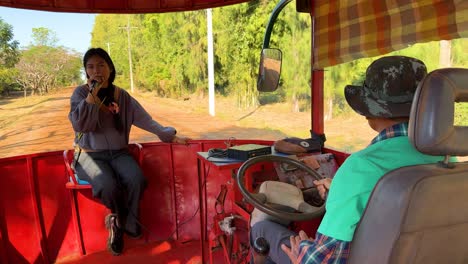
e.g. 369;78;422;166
72;90;103;174
166;180;207;240
119;158;213;242
88;88;128;233
77;86;138;239
165;165;211;241
207;148;228;158
206;147;247;162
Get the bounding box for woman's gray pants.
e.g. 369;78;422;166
75;149;147;235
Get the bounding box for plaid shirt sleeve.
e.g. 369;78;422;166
297;232;350;264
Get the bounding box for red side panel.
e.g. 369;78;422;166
34;155;81;261
75;189;109;254
0;152;80;264
0;158;43;263
139;143;177;241
0;140;347;263
171;143;203;242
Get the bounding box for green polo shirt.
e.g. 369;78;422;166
317;136;447;241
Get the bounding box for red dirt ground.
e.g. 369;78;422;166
0;87;376;159
0;88;287;158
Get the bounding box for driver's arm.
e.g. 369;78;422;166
281;232;350;264
282;155;374;263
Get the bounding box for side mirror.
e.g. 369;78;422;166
257;48;282;92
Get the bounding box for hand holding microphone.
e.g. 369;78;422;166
85;75;105;104
89;80;99;94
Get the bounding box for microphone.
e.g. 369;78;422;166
89;80;98;93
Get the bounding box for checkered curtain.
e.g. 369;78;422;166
312;0;468;69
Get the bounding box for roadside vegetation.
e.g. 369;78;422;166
0;1;467;155
2;2;467;111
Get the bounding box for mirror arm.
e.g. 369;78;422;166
262;0;293;49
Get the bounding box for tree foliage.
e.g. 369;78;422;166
87;3;468;114
16;45;81;95
0;19;82;97
31;27;59;47
14;27;81;96
0;18;20;95
2;2;467;111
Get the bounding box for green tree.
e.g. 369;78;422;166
89;1;309;107
275;4;312;112
15;28;81;96
88;4;468;116
92;12;209;97
451;38;468;68
16;46;81;95
214;0;277;108
0;18;20;95
31;27;59;47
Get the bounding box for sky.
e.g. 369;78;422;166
0;7;95;54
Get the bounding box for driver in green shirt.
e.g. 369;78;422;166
251;56;446;264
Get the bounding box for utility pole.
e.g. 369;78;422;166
207;8;215;116
439;40;452;68
119;16;137;93
106;42;112;56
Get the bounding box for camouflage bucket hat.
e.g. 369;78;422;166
344;56;427;118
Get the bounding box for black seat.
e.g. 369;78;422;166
349;68;468;264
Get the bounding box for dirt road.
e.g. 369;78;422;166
0;87;375;159
0;88;290;158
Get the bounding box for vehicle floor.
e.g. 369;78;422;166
57;239;210;264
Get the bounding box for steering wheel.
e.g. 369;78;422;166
237;155;325;221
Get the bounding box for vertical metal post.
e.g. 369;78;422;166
310;15;324;135
207;8;215;116
106;42;111;56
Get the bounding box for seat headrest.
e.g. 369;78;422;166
409;68;468;156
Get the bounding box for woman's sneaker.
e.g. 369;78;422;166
105;214;124;255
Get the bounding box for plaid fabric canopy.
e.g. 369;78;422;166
312;0;468;69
